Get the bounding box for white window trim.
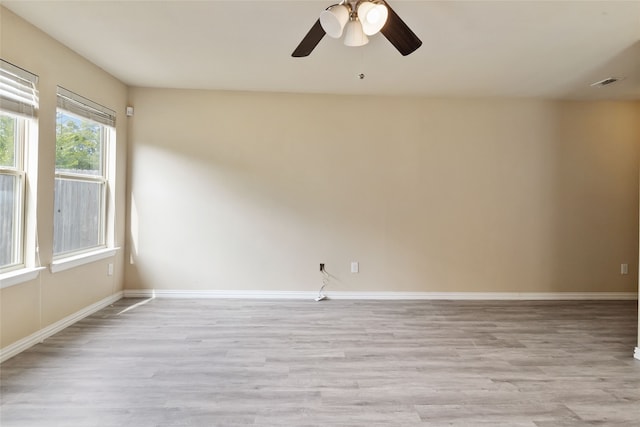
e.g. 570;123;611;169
1;113;36;274
0;267;45;288
50;247;119;274
0;61;38;282
53;108;115;258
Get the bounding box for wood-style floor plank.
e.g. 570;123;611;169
1;298;639;426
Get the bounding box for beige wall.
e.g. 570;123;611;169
126;88;640;296
2;5;639;354
0;7;127;348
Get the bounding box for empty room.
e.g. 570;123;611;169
1;1;639;426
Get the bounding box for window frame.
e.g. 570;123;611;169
0;113;28;272
53;109;113;259
0;59;39;282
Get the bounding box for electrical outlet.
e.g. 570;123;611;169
320;263;325;272
620;263;628;275
351;262;359;273
108;263;114;276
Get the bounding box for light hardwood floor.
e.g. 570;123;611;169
1;298;639;426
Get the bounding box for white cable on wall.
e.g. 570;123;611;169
315;264;330;301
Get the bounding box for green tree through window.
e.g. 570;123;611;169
56;112;101;174
0;115;16;167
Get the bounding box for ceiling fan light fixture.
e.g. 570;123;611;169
320;4;350;38
357;1;388;36
292;0;422;57
343;18;369;47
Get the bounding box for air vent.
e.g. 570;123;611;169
590;77;620;87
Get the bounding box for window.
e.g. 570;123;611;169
0;114;25;270
0;60;37;273
54;87;115;257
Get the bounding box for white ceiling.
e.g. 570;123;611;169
3;0;640;99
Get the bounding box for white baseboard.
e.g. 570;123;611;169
0;292;123;363
124;289;317;299
634;347;640;361
123;289;638;301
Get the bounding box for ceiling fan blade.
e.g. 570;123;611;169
380;1;422;56
292;19;326;57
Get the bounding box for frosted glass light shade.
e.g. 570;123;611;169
357;2;388;35
320;5;350;38
343;19;369;47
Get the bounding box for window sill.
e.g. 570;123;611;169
50;247;120;273
0;267;46;289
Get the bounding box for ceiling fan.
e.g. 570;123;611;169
292;0;422;57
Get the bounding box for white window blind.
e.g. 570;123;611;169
0;59;38;118
57;87;116;127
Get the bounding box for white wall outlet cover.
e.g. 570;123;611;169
351;262;359;273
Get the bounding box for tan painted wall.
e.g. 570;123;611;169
126;88;640;296
1;5;638;354
0;7;127;348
